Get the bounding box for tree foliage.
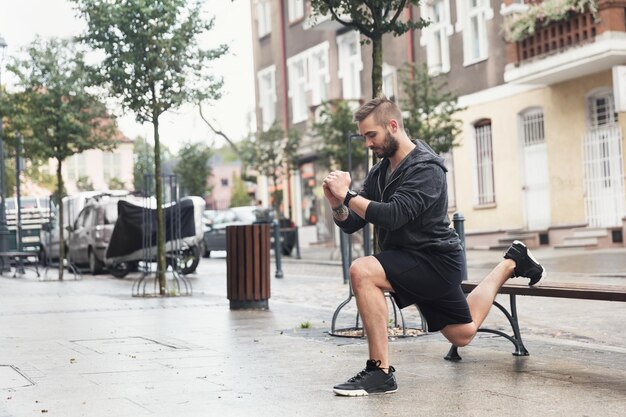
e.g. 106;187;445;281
132;136;172;193
73;0;228;293
311;100;366;172
229;172;252;208
240;122;300;214
400;63;464;154
0;37;115;280
174;141;213;197
309;0;427;97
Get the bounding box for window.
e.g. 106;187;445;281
103;152;122;182
257;0;272;38
588;91;618;128
420;0;452;74
443;151;457;208
257;65;277;130
456;0;493;65
521;109;545;146
221;178;229;187
287;42;330;121
382;63;397;101
299;162;317;226
337;31;363;100
288;0;304;22
309;43;330;106
287;53;309;123
474;119;495;205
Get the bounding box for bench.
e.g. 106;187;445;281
444;281;626;361
0;251;40;278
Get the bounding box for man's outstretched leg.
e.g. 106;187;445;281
441;241;545;347
333;256;398;396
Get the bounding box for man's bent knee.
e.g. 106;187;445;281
441;323;477;347
348;256;391;293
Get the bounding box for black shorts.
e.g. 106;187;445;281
374;249;472;332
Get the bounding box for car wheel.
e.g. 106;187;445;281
109;262;131;278
89;249;104;275
175;246;201;275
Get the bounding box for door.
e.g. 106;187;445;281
583;92;625;227
521;109;551;230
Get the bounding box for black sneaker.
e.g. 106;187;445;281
503;240;545;286
333;359;397;396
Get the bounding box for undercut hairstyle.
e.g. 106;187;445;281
353;95;404;130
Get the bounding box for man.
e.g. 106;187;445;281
323;96;544;397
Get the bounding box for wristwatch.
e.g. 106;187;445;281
343;190;358;207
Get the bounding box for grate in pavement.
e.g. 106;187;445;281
0;365;34;390
71;337;181;354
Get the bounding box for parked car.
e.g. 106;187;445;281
203;206;297;257
39;190;131;266
65;194;145;275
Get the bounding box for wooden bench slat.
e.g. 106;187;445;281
460;281;626;302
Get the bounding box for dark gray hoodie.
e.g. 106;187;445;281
335;140;461;254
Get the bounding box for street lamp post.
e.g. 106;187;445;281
0;35;9;261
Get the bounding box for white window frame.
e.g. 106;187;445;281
288;0;304;22
455;0;493;66
309;42;330;106
587;88;618;129
337;31;363;100
286;42;330;123
256;0;272;38
287;52;309;123
420;0;453;74
257;65;277;131
382;63;397;101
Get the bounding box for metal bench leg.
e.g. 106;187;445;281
444;345;462;361
445;294;529;360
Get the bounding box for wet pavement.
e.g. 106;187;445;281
0;245;624;416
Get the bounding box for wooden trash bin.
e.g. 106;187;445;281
226;224;271;309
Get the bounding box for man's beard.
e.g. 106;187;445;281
371;131;399;159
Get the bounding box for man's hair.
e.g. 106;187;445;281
353;95;404;130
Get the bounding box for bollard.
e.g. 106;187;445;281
452;212;467;281
272;220;284;278
339;231;350;284
294;226;301;259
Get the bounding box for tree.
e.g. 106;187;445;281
312;100;366;172
240;122;300;215
400;63;464;155
309;1;427;97
74;0;229;293
132;136;172;193
229;172;252;207
174;142;213;197
1;37;116;280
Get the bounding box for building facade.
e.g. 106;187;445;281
250;0;626;249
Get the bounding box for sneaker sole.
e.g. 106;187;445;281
333;387;398;397
512;241;546;287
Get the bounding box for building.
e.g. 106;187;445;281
250;0;626;249
45;129;134;195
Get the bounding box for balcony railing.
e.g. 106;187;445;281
510;10;598;64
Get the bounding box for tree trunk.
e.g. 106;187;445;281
153;112;166;294
371;34;383;98
56;158;64;281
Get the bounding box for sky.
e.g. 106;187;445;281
0;0;256;153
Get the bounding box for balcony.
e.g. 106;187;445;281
503;0;626;85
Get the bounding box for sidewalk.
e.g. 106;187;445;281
0;245;624;416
